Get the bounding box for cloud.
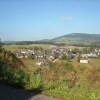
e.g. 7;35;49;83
59;16;74;21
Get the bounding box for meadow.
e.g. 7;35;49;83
3;44;52;51
3;44;84;52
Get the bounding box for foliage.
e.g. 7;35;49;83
0;46;100;100
48;61;54;68
43;81;57;91
0;65;43;91
59;54;67;60
0;47;25;68
4;44;52;52
55;52;60;59
52;33;100;45
24;75;43;90
77;55;81;62
0;65;27;85
64;62;73;71
66;54;74;61
82;47;89;53
73;48;80;52
0;41;3;48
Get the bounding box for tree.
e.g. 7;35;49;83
60;54;67;60
82;48;89;53
67;54;74;61
73;48;79;52
0;38;3;48
77;55;81;62
55;52;60;59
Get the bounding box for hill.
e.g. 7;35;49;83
3;33;100;46
52;33;100;45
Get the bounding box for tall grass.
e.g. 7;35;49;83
0;59;100;100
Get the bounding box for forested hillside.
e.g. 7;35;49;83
52;33;100;45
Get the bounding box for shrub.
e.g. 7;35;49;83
64;62;73;71
24;74;43;90
0;65;27;84
48;61;54;68
59;54;67;60
0;65;43;91
78;65;86;72
43;81;56;91
66;54;74;61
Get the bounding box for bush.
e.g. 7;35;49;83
0;65;27;84
0;65;43;90
78;65;86;72
43;81;57;91
48;61;54;68
24;75;43;90
64;62;73;71
66;54;74;61
59;54;67;60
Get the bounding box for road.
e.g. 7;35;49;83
0;84;58;100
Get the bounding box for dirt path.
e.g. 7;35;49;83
0;84;58;100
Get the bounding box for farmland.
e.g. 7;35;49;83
3;44;52;52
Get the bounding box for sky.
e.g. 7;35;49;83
0;0;100;41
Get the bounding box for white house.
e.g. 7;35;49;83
95;48;100;52
80;58;89;64
81;53;97;58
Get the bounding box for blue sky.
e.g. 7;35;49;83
0;0;100;41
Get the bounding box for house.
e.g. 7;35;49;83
36;51;46;61
60;48;68;54
95;48;100;52
95;48;100;56
20;50;27;54
80;58;89;64
81;53;97;58
16;52;24;58
48;53;55;61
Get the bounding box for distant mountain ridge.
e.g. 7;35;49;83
3;33;100;45
51;33;100;45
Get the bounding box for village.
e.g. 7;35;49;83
13;46;100;65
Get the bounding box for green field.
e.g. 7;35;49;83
3;44;84;52
3;44;52;51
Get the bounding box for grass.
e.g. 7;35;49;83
1;57;100;100
46;88;100;100
3;44;84;52
1;45;100;100
21;59;38;72
72;57;100;70
3;44;52;52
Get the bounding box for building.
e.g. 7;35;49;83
48;53;55;61
81;53;97;58
80;58;89;64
